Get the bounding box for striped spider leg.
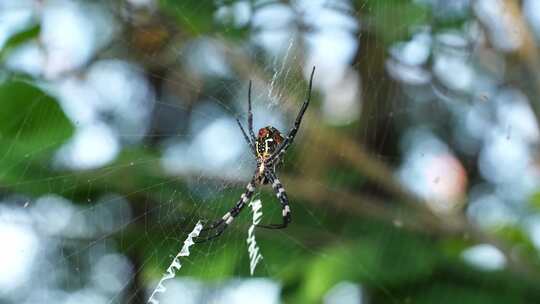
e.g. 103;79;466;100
196;171;258;243
256;169;291;229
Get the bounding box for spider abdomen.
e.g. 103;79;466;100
256;126;283;160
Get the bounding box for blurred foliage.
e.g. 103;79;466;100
1;0;540;303
158;1;217;34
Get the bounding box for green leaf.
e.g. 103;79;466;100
0;24;40;61
0;80;73;144
0;79;74;184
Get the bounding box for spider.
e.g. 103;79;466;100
197;66;315;242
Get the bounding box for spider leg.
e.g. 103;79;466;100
196;179;257;243
266;66;315;164
247;80;257;142
256;171;291;229
236;118;257;156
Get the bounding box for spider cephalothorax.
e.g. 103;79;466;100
196;66;315;242
256;126;283;160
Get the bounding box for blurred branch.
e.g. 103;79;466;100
488;0;540;122
281;174;445;234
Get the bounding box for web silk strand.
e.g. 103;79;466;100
147;221;204;304
247;199;264;275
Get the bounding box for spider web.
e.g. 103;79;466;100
2;0;540;304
